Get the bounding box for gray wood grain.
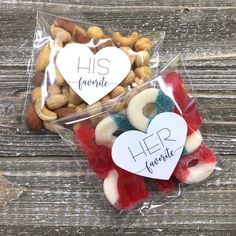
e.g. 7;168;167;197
0;0;236;235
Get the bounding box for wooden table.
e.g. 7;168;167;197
0;1;235;235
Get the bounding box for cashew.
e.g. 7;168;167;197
135;50;150;67
112;32;139;47
50;24;71;43
35;99;57;121
135;37;152;51
46;94;68;110
35;43;50;72
87;26;105;39
120;47;136;64
43;121;64;133
31;87;42;102
134;66;152;81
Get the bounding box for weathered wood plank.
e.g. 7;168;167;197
0;3;235;65
0;1;235;235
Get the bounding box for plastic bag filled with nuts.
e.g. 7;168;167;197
24;12;165;132
52;55;221;213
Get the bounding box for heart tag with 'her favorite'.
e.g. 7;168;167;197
112;112;188;180
56;43;131;105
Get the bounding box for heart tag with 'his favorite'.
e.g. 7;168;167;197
56;43;131;105
112;112;188;180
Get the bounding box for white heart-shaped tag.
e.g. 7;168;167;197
56;43;131;105
112;112;187;180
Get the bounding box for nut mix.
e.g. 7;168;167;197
26;17;155;131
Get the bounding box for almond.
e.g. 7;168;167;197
74;25;90;43
32;71;45;86
55;107;75;119
26;102;43;130
54;18;75;35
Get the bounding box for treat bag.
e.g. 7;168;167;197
23;12;165;132
53;55;221;213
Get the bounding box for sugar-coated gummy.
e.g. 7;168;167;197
75;123;114;179
164;72;202;135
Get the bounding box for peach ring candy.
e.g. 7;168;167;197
127;88;174;132
103;167;149;211
173;144;216;184
95;113;133;148
182;129;203;155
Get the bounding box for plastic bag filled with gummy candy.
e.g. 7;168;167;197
52;55;221;214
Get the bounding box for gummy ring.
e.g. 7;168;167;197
103;167;149;211
95;114;133;148
127;88;174;132
173;145;217;184
182;129;203;155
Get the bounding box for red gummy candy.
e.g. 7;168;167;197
115;167;149;211
173;144;216;183
75;123;114;179
164;72;202;135
155;177;179;194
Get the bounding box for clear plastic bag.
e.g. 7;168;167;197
23;11;165;132
52;55;222;213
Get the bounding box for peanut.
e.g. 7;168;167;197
120;47;136;65
135;50;150;67
121;70;135;86
87;101;103;116
46;94;68;110
50;24;71;43
68;87;83;105
87;26;104;39
134;66;152;81
75;103;87;113
35;43;50;72
55;66;66;86
135;37;152;51
48;84;61;96
110;86;126;98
